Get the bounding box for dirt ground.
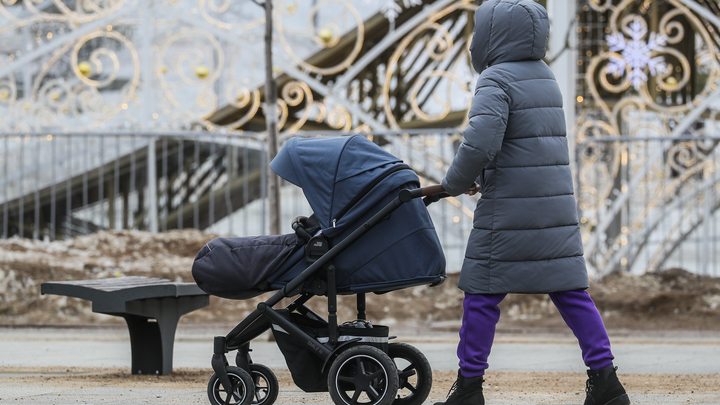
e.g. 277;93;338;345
2;367;718;401
2;230;720;331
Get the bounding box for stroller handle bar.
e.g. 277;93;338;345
399;184;450;206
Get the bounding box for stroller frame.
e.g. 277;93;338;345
208;186;445;405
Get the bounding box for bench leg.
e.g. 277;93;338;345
123;314;167;375
122;295;209;375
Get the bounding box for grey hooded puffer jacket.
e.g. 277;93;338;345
441;0;589;294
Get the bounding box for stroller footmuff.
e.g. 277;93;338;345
192;234;305;299
195;135;446;405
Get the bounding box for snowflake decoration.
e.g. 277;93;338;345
364;0;421;23
605;19;668;90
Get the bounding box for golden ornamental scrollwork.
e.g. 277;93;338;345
157;28;224;127
275;0;365;76
277;80;313;133
265;80;353;133
323;101;352;131
575;115;617;212
223;78;262;130
207;70;356;134
382;1;477;129
1;28;139;132
578;0;720;191
0;67;18;131
1;0;478;136
666;140;714;174
584;0;719;123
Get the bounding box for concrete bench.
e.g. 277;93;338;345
41;276;209;375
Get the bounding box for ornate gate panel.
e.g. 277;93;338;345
576;0;720;276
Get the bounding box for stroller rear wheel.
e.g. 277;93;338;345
388;343;432;405
207;366;254;405
249;364;279;405
328;345;399;405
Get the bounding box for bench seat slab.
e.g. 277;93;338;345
41;276;210;375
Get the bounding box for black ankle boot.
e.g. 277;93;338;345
584;366;630;405
434;370;484;405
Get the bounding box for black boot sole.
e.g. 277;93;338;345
604;393;630;405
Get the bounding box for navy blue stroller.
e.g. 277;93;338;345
192;135;447;405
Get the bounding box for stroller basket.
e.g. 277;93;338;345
272;310;389;392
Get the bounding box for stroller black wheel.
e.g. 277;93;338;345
328;345;399;405
388;343;432;405
207;366;254;405
250;364;279;405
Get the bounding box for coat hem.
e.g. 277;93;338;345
458;285;590;295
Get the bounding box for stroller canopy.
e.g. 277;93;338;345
271;135;411;231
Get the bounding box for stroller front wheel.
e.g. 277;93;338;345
328;345;399;405
207;366;254;405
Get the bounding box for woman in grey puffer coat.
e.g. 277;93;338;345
435;1;629;405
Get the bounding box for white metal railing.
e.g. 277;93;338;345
577;135;720;278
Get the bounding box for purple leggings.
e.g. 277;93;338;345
457;290;614;378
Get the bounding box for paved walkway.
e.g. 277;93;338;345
2;327;719;374
1;326;719;404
